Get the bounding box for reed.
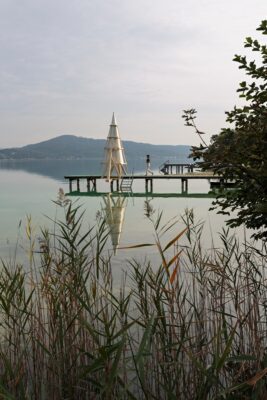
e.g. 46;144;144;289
0;193;266;399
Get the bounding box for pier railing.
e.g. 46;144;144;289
159;161;198;175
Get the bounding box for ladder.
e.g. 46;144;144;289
159;160;169;175
120;176;133;192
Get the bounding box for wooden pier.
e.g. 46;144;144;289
65;172;223;194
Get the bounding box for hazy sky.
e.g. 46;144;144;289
0;0;266;148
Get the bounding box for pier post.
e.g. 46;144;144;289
148;178;153;192
69;179;73;192
181;178;188;193
145;178;153;192
87;178;97;192
110;179;119;191
77;179;80;192
145;178;151;192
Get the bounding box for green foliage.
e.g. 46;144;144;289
183;21;267;239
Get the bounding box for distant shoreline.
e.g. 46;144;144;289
0;135;191;161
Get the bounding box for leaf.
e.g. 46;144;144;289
135;316;155;383
156;240;168;274
246;368;267;386
222;367;267;396
104;336;126;396
170;262;179;285
227;354;257;363
118;243;154;250
163;227;188;252
167;250;183;269
215;322;237;372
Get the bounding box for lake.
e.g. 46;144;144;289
0;159;244;278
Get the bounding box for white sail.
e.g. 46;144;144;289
102;113;127;182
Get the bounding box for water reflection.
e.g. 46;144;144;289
68;190;216;198
0;158;176;182
0;159;102;181
101;194;127;254
144;199;155;219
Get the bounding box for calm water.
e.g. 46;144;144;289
0;159;242;277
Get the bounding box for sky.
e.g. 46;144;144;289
0;0;266;148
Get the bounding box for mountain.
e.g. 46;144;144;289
0;135;191;161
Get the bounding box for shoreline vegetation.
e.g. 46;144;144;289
0;194;266;399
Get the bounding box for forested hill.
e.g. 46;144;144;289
0;135;191;161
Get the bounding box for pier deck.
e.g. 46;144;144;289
65;172;222;193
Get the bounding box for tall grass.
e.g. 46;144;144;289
0;193;266;399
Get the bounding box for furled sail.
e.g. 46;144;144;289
102;113;127;182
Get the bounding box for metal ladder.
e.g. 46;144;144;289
159;160;169;175
120;176;133;192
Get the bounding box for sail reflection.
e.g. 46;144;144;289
102;194;127;254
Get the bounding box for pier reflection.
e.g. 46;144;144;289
67;191;216;198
